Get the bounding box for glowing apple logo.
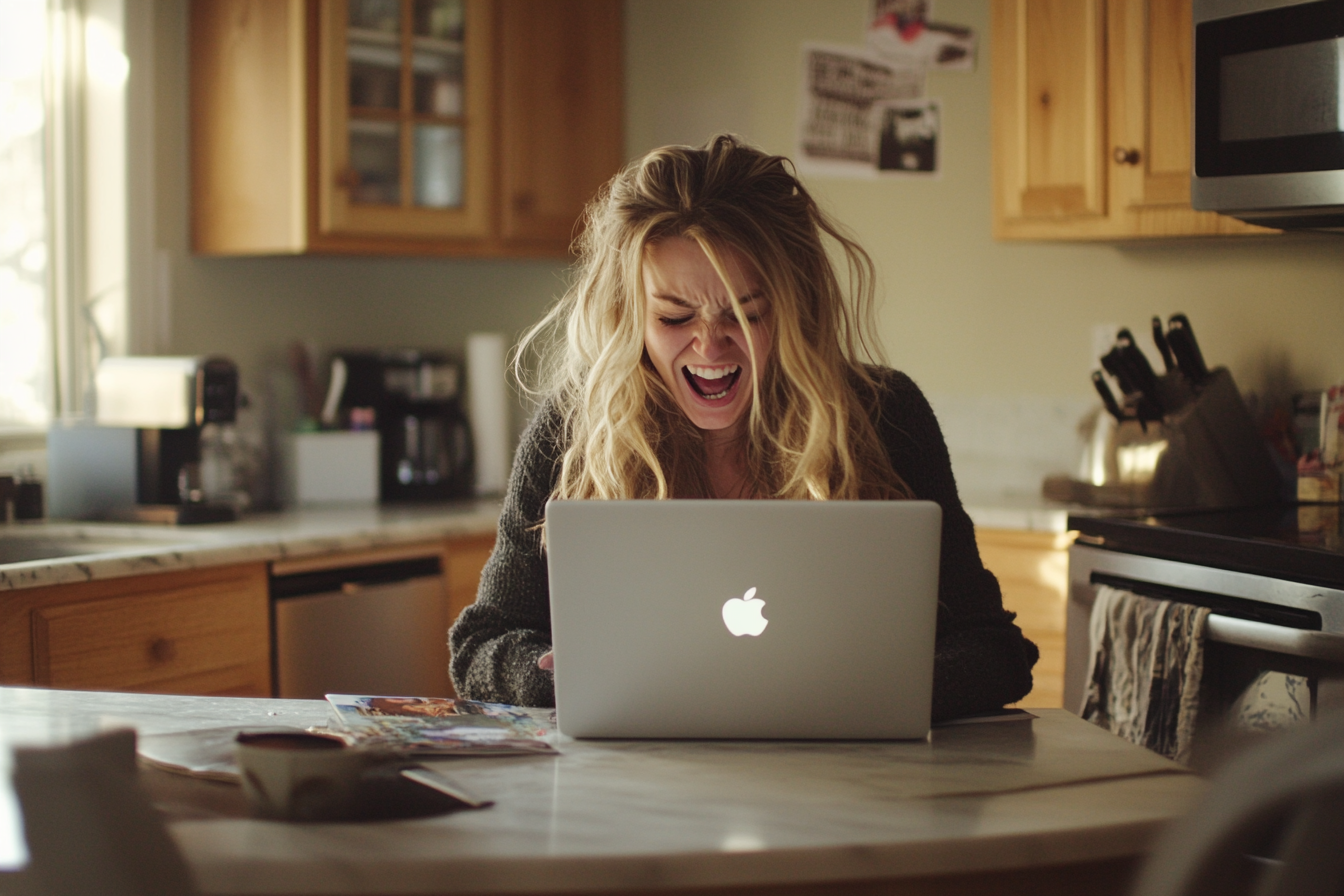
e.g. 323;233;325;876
721;587;768;637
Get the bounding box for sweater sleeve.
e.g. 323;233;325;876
871;369;1039;722
448;401;561;707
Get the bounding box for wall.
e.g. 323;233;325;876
625;0;1344;494
147;1;1344;499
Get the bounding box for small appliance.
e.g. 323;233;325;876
1191;0;1344;229
47;356;242;523
332;350;474;502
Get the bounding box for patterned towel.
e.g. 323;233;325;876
1081;585;1210;764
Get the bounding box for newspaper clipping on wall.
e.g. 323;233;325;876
797;43;924;177
796;1;974;178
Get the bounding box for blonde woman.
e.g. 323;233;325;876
450;135;1037;721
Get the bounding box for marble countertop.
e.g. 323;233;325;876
0;501;502;592
0;688;1203;895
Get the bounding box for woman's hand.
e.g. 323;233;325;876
537;651;554;671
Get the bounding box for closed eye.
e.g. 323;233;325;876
658;315;693;326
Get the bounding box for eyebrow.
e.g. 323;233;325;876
649;291;764;308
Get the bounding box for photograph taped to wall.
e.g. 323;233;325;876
797;42;924;177
866;0;976;71
876;99;940;177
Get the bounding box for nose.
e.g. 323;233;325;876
691;317;731;360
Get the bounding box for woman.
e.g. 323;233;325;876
450;135;1037;721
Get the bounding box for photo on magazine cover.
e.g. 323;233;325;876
325;695;556;754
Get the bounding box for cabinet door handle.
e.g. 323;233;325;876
1113;146;1141;166
1206;615;1344;663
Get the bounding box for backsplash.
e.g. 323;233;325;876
926;393;1093;505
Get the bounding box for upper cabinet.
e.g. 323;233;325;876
190;0;624;257
990;0;1274;240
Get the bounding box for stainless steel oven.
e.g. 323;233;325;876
1191;0;1344;229
1065;521;1344;744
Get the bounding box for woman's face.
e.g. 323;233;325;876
642;236;772;436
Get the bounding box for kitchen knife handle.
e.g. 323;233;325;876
1115;329;1164;418
1151;316;1175;373
1091;371;1124;421
1101;348;1138;396
1167;314;1210;386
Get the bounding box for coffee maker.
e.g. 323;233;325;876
93;356;241;523
333;351;474;502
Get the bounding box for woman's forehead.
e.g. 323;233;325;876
642;236;760;299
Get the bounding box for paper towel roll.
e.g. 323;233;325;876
466;332;510;495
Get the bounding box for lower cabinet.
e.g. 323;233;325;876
444;533;496;636
0;532;498;698
3;563;271;696
976;528;1074;710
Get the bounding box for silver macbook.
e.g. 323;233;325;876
545;500;942;740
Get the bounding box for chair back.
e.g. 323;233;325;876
1132;711;1344;896
11;729;199;896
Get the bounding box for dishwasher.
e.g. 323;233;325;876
271;552;453;699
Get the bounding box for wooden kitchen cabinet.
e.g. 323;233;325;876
0;564;271;697
191;0;623;257
977;528;1074;709
990;0;1273;240
444;531;495;632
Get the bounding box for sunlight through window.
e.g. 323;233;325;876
0;0;51;428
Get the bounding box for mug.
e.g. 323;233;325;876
234;731;391;821
234;731;489;822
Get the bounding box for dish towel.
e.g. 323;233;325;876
1080;585;1211;764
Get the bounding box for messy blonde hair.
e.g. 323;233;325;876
516;134;911;501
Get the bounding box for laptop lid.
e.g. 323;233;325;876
545;500;941;740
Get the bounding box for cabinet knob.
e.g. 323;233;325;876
512;192;536;215
1113;146;1141;166
148;637;177;665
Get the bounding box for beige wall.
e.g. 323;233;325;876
153;0;1344;420
626;0;1344;402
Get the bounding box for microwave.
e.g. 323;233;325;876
1191;0;1344;229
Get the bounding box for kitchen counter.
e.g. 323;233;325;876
0;501;502;592
0;687;1204;895
0;493;1073;595
963;491;1071;533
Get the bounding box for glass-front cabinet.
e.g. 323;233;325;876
189;0;622;257
319;0;492;239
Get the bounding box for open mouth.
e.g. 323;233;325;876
682;364;742;402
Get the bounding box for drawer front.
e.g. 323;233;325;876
32;573;270;696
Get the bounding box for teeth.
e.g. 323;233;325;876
686;365;739;380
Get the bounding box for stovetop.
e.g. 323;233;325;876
1068;504;1344;589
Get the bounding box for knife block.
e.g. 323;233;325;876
1146;367;1286;509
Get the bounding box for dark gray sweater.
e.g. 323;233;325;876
449;368;1038;722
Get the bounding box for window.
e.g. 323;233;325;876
0;0;134;435
0;0;51;428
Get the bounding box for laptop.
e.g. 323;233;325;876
544;500;942;739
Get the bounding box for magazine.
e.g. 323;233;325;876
323;695;557;755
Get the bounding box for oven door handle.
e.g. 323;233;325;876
1206;614;1344;663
